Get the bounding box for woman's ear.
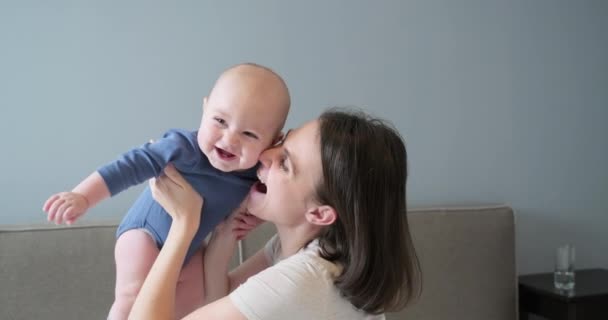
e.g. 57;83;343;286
305;205;337;226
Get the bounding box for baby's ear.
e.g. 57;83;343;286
202;97;208;110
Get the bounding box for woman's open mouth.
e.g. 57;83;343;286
254;181;267;194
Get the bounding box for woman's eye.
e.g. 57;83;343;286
279;157;289;172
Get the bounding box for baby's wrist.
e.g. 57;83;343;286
69;192;91;211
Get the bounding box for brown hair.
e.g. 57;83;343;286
315;108;421;314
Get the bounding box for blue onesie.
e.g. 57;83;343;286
98;129;257;264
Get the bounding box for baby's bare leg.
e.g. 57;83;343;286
108;229;159;320
175;247;205;318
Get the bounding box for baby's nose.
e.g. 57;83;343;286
225;133;240;147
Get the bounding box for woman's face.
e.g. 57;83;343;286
247;120;322;226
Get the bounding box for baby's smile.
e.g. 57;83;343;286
215;147;236;160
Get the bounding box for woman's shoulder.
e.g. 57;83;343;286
264;236;337;272
232;246;385;320
282;239;342;277
240;237;342;299
283;243;386;319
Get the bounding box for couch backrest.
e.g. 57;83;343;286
0;205;515;320
238;206;517;320
388;205;516;320
0;223;117;320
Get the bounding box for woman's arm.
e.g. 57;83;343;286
128;164;202;320
203;201;269;304
204;231;270;304
179;247;270;320
202;218;238;304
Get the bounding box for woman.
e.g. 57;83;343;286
129;109;421;319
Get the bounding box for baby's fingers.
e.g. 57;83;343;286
54;210;68;225
53;201;72;224
43;194;60;212
57;200;71;216
235;230;248;241
240;213;263;228
47;198;65;222
63;206;80;225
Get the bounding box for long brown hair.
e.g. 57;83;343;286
315;108;421;314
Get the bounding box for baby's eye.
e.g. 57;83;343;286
214;117;226;126
273;132;288;147
244;131;259;139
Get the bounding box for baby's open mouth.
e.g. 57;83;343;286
215;147;236;160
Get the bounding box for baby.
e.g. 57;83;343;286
43;63;290;319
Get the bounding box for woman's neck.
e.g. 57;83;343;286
275;224;320;259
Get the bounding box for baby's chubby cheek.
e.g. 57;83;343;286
240;156;257;170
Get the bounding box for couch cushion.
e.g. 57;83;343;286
0;222;118;320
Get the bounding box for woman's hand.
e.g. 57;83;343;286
149;163;203;235
213;200;265;241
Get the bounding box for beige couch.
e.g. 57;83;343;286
0;205;516;320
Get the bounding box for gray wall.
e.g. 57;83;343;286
1;0;606;275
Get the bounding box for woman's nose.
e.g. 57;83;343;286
259;146;279;168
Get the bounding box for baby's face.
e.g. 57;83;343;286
197;87;285;172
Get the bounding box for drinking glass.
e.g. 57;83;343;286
554;244;575;290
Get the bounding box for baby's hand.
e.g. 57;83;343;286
43;192;89;225
231;211;264;241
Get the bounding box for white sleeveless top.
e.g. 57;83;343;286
229;235;386;320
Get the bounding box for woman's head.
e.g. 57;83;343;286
314;108;421;314
247;119;329;227
247;108;420;313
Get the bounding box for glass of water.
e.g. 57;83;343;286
554;244;575;290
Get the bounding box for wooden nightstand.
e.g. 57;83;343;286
518;268;608;320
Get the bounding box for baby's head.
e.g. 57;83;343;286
198;63;290;172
